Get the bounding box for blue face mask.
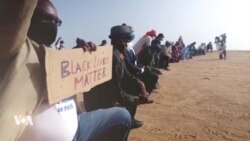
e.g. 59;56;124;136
129;33;135;41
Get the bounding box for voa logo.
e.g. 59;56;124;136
14;115;33;126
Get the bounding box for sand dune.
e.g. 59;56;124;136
129;51;250;141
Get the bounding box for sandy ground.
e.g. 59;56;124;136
129;51;250;141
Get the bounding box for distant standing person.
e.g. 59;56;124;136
220;33;227;60
215;35;226;60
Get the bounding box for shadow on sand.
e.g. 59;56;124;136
197;58;219;61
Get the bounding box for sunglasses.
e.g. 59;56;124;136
33;11;62;26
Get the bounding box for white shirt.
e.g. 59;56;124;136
19;98;78;141
133;36;152;56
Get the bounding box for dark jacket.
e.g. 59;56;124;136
124;48;143;75
151;38;163;53
84;48;138;111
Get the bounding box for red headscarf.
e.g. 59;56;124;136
144;30;156;37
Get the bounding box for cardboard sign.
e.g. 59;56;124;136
45;46;113;104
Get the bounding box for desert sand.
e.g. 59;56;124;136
129;51;250;141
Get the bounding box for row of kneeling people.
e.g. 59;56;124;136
0;1;217;141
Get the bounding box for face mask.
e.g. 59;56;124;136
28;21;58;46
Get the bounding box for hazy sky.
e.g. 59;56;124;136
53;0;250;50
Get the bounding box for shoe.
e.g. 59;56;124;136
131;119;143;129
139;92;150;97
138;96;153;104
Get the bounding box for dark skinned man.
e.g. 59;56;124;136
0;0;131;141
84;24;145;129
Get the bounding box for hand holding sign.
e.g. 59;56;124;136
45;45;113;104
74;38;97;52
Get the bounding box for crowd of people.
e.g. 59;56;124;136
0;0;227;141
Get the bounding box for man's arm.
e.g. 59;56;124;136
124;50;143;75
113;53;138;104
145;36;152;47
0;0;38;61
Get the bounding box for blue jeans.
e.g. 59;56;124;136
73;107;131;141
